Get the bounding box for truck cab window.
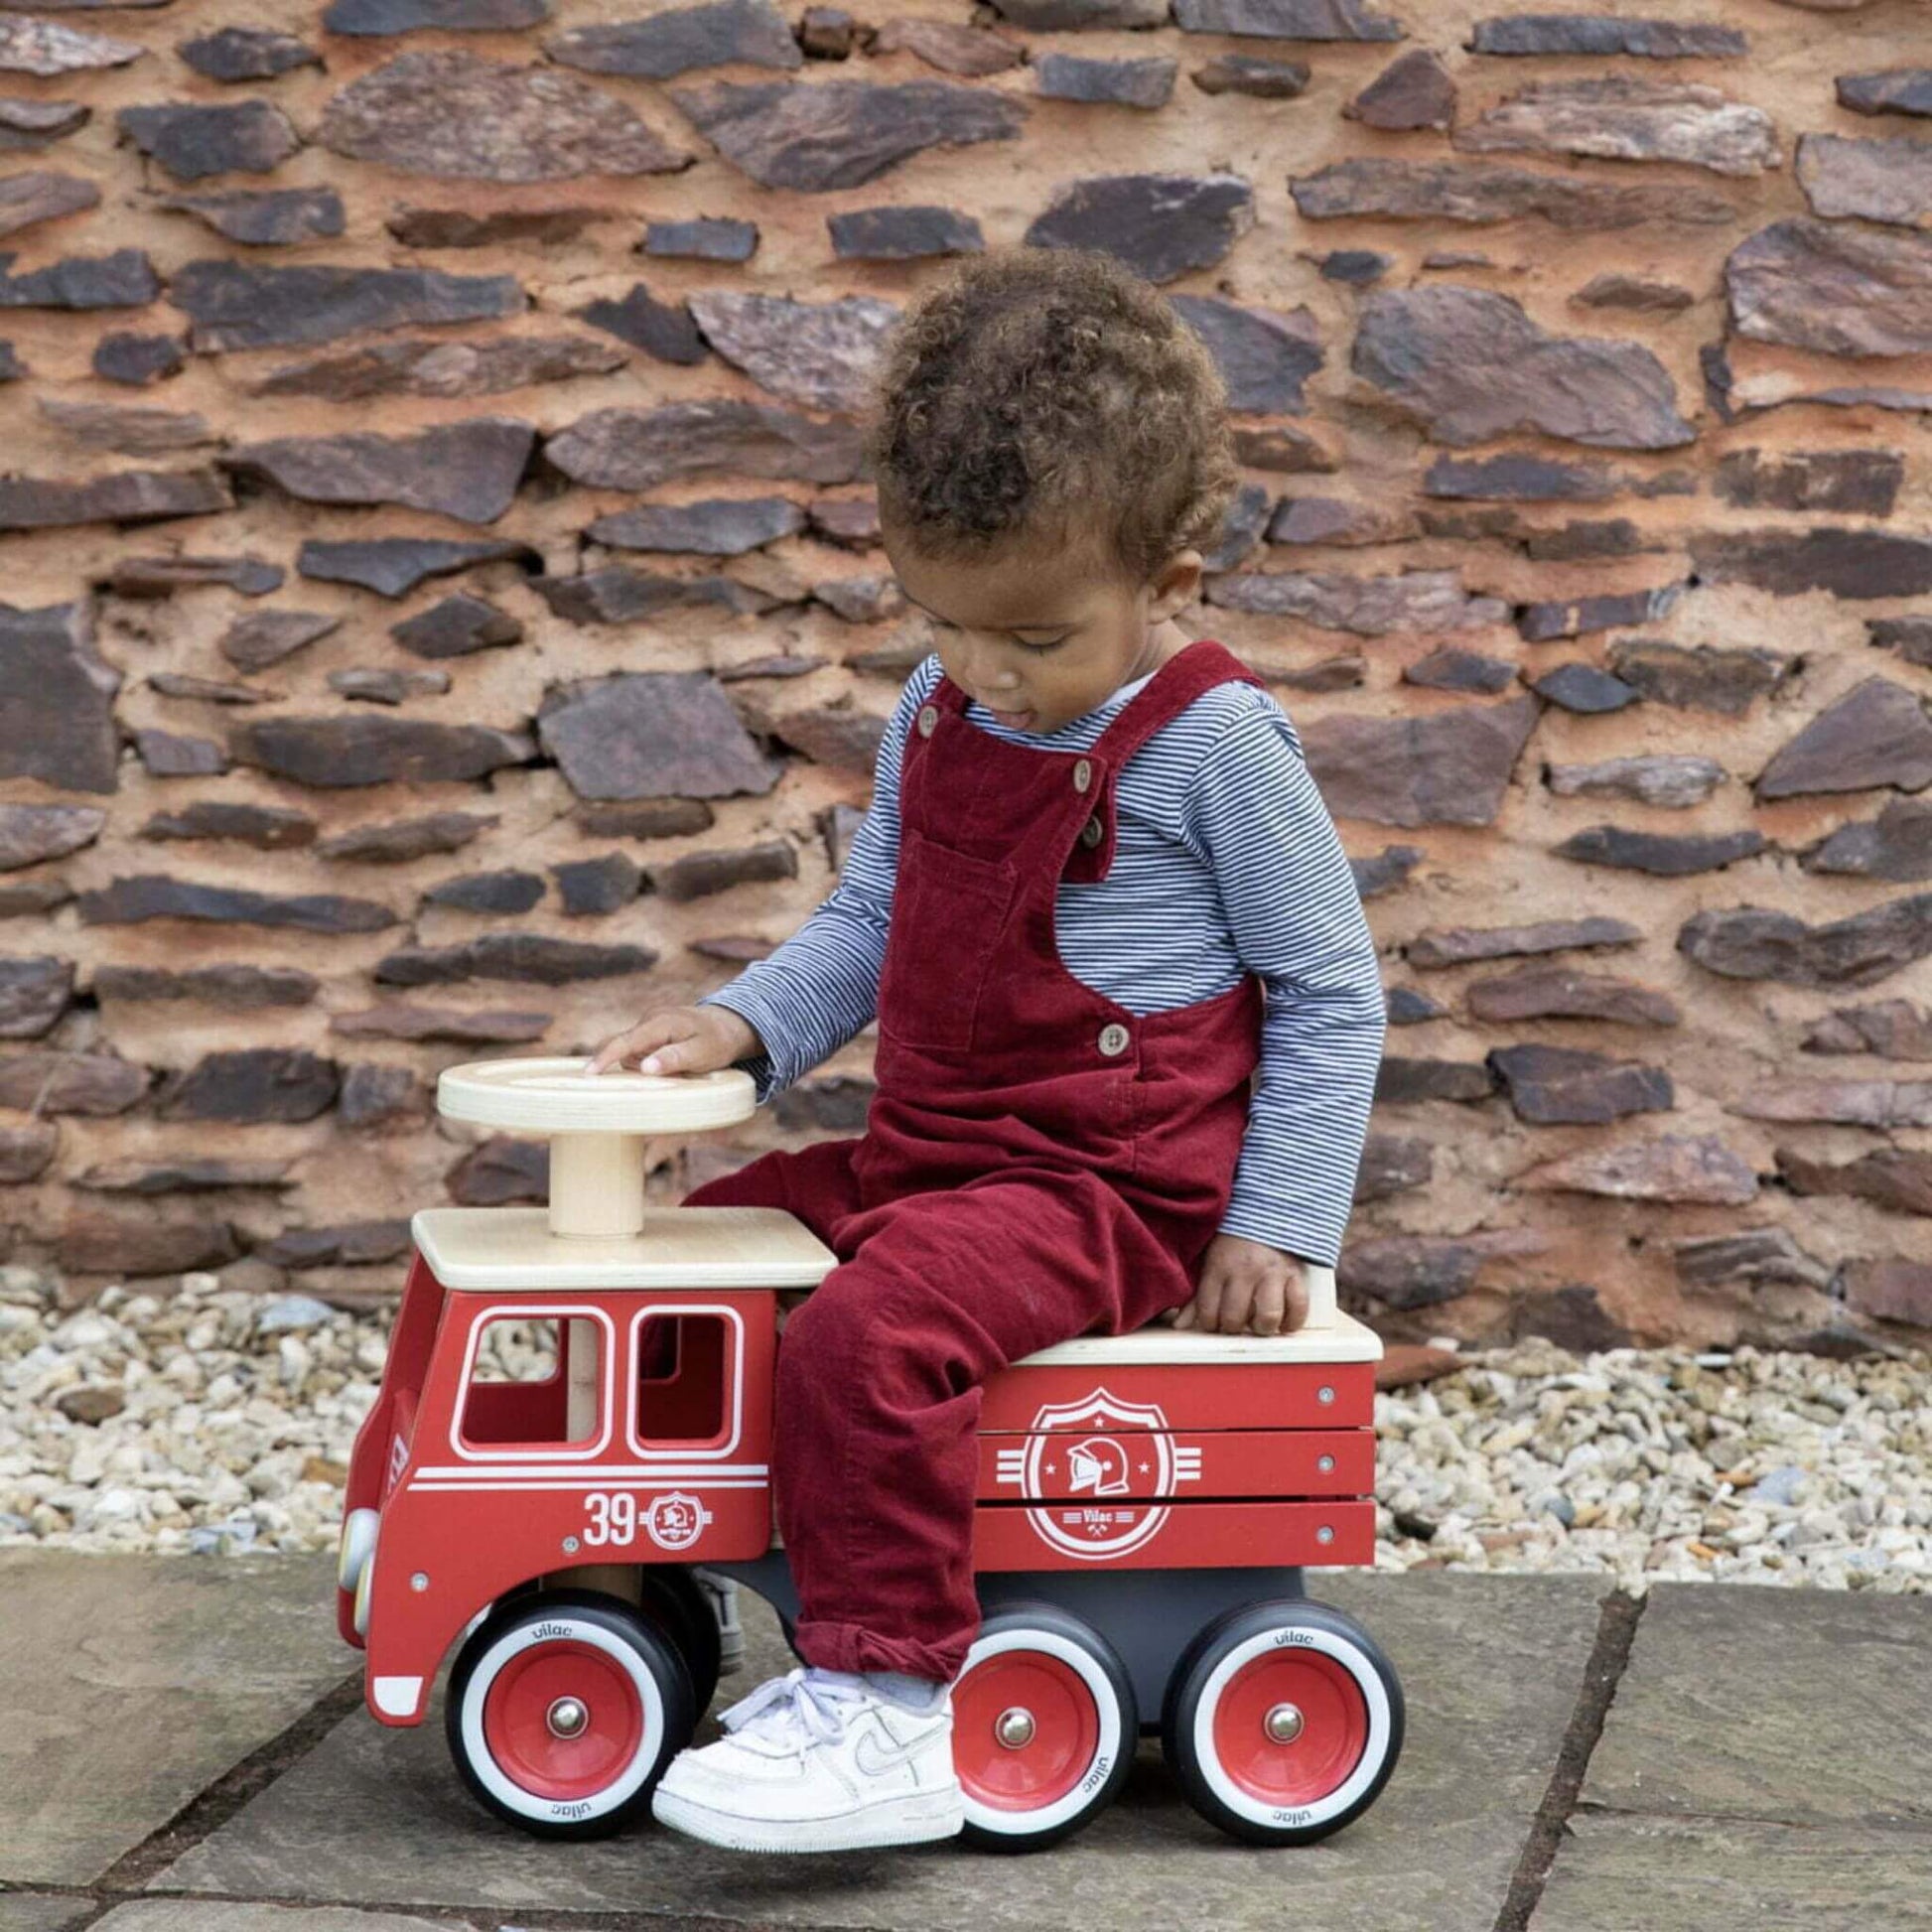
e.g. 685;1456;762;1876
459;1313;602;1449
633;1311;732;1449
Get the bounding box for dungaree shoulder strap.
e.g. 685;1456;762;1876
926;675;971;716
898;663;972;794
1064;638;1266;884
1090;639;1264;762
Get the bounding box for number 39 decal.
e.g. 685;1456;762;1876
580;1489;713;1552
582;1492;635;1546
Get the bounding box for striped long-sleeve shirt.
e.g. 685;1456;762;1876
697;648;1387;1268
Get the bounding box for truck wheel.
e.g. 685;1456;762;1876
951;1604;1136;1853
1161;1598;1402;1848
447;1590;695;1839
635;1568;723;1720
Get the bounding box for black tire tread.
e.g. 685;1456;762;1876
635;1567;723;1719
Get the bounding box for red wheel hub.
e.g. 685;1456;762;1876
483;1640;646;1802
1212;1648;1367;1807
953;1650;1099;1812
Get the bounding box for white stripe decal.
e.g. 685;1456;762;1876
414;1463;768;1480
410;1478;768;1494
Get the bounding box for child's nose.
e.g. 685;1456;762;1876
951;638;1020;691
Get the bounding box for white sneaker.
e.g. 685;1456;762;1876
651;1666;964;1854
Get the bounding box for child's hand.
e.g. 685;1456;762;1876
1168;1235;1311;1336
586;1004;762;1078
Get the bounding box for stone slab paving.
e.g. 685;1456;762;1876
0;1897;96;1932
0;1552;351;1889
157;1571;1607;1932
96;1905;489;1932
1577;1582;1932;1825
1528;1582;1932;1931
1528;1812;1932;1931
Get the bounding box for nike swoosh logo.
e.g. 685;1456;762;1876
853;1722;937;1779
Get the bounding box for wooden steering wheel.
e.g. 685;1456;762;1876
435;1056;756;1238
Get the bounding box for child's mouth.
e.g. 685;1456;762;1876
986;704;1033;727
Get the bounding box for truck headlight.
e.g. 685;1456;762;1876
338;1507;379;1594
353;1535;377;1638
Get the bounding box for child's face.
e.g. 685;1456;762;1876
884;519;1202;736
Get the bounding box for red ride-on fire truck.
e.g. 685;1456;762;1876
337;1058;1403;1852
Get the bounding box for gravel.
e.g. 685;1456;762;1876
1374;1332;1930;1594
0;1267;379;1557
2;1266;1927;1593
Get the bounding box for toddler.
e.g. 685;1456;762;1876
588;246;1386;1855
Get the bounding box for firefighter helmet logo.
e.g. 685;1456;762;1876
1066;1437;1132;1497
643;1491;711;1552
994;1388;1200;1561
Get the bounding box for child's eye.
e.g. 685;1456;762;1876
915;608;1066;651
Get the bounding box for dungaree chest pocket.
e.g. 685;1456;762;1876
878;827;1021;1052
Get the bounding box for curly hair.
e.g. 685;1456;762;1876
862;245;1241;588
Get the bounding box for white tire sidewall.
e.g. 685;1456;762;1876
956;1625;1124;1838
1191;1624;1390;1830
458;1612;667;1825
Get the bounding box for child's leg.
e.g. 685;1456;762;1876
771;1167;1186;1684
649;1171;1182;1852
678;1134;866;1254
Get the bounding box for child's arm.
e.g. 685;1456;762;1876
691;657;942;1104
1182;696;1388;1275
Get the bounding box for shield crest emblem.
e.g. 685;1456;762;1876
1017;1387;1177;1562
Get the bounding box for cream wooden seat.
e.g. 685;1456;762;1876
1017;1307;1380;1365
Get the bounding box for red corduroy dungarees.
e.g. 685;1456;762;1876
681;638;1268;1680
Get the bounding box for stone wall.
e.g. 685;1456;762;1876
0;0;1927;1347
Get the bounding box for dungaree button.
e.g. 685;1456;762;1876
1072;758;1092;793
1079;813;1103;849
916;705;938;737
1098;1022;1129;1056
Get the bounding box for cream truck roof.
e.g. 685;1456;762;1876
411;1206;1382;1365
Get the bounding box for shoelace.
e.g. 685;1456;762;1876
718;1667;868;1750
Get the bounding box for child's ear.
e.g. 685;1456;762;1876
1148;548;1203;621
